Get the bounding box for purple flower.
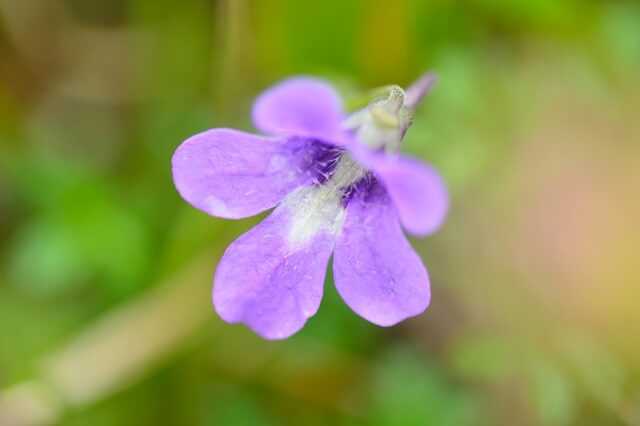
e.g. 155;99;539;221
172;74;448;339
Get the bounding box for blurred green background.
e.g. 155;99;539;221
1;0;639;425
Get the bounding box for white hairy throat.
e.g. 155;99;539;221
284;154;367;247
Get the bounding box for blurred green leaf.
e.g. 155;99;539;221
560;335;624;409
448;335;514;381
10;219;87;295
527;356;577;426
370;348;479;426
599;2;640;68
206;388;278;426
9;178;151;297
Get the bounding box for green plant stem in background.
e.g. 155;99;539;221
0;251;216;425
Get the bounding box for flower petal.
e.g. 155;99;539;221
252;77;345;142
213;185;346;339
172;128;332;219
349;145;448;236
333;180;430;326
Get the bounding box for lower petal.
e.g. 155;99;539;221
213;185;345;339
333;180;431;326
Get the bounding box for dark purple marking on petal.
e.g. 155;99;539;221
298;138;344;185
346;143;448;236
340;172;375;207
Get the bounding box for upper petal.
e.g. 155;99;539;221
252;77;345;142
213;184;346;339
333;180;431;326
349;144;449;236
172;128;332;219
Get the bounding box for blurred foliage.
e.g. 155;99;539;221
370;348;479;426
1;0;640;425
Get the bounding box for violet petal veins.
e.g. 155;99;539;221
173;129;337;219
171;74;449;339
333;179;430;326
213;190;341;340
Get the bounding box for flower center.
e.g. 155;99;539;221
282;83;426;248
283;153;368;247
343;85;413;153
